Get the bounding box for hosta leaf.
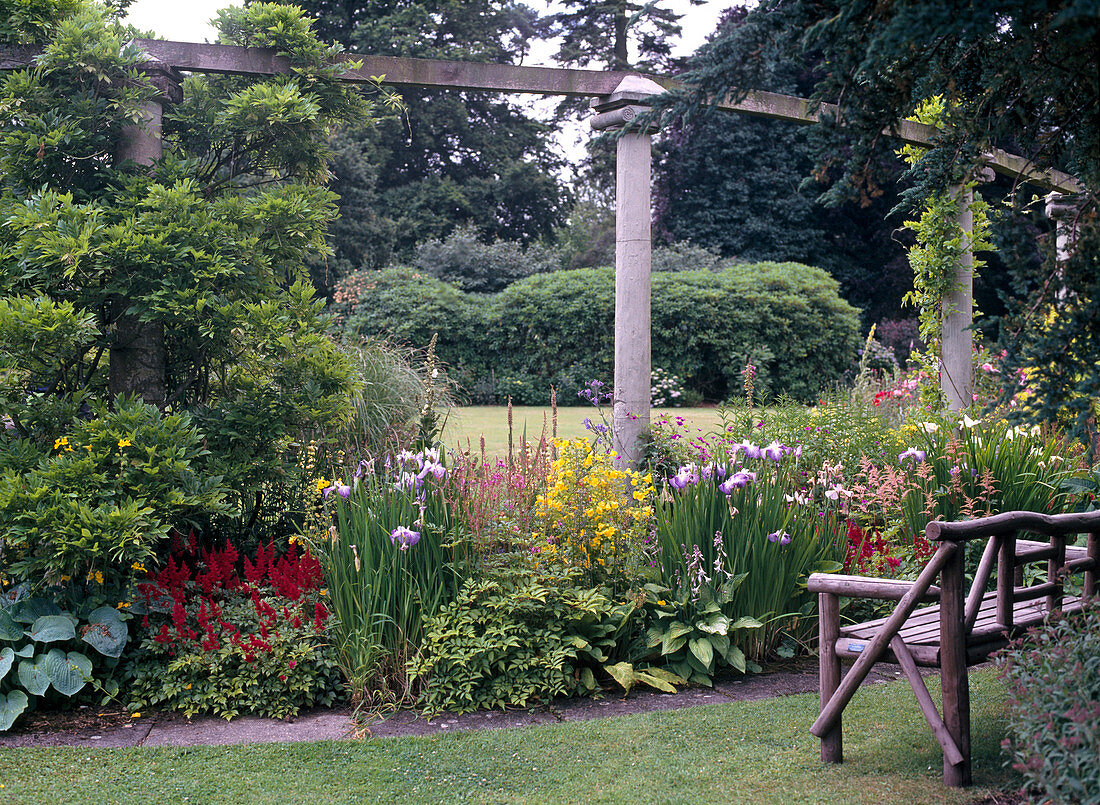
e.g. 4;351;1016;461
642;667;688;686
634;670;677;693
661;633;687;656
13;644;34;658
0;690;29;731
18;656;49;696
45;648;91;696
0;609;22;641
82;608;128;658
667;621;693;640
730;616;763;631
29;614;77;643
0;647;13;681
688;637;714;671
726;645;747;673
604;661;637;695
10;598;61;624
696;614;730;636
710;633;730;660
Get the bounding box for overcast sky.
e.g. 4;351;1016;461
125;1;733;60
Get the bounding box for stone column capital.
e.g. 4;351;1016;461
591;74;665;133
133;59;185;104
1045;192;1085;221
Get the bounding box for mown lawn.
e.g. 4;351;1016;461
0;669;1019;804
442;405;729;457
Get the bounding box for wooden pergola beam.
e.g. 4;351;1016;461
1;38;1082;194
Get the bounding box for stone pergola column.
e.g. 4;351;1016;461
109;61;182;407
940;184;975;412
940;169;992;412
1045;193;1082;264
591;76;664;468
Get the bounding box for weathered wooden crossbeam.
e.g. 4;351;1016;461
1;39;1081;194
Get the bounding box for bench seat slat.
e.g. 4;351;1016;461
836;592;1085;664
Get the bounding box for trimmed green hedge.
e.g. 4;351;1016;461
335;262;862;403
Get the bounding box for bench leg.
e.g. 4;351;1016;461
819;592;842;763
940;546;972;787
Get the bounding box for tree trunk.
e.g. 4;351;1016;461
108;297;167;406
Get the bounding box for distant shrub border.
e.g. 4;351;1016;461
336;262;862;404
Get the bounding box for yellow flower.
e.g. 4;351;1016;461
131;562;146;573
315;477;330;493
320;588;328;596
289;534;301;546
54;436;69;450
117;601;131;608
117;438;132;448
131;712;142;719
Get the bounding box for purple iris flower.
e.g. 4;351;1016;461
764;441;785;462
395;472;422;492
898;448;927;464
353;459;374;479
323;482;351;499
779;533;791;546
732;440;763;460
390;526;421;550
718;471;756;494
668;464;699;490
767;531;780;543
417;460;447;481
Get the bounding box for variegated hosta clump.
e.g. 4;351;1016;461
533;438;656;592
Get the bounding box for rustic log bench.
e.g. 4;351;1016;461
807;509;1100;787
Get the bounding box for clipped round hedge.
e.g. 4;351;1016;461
336;262;862;403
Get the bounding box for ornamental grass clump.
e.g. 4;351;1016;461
655;438;845;661
305;449;469;708
532;438;656;592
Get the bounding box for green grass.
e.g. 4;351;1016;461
442;405;728;457
0;669;1019;804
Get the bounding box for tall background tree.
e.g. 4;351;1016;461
275;0;571;294
652;6;912;330
669;0;1098;444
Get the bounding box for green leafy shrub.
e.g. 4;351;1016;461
995;599;1100;805
490;263;861;403
335;263;861;404
411;564;636;714
1;584;130;731
0;397;226;584
125;591;341;721
334;268;486;384
413;226;562;293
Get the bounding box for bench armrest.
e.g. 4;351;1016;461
808;573;941;602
